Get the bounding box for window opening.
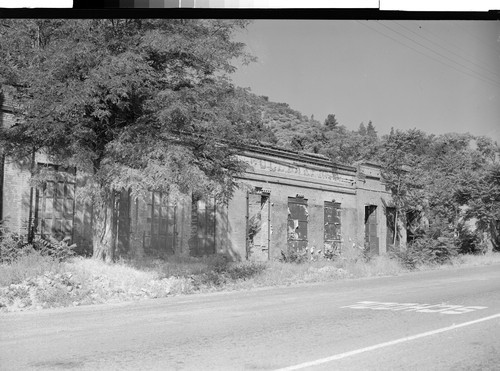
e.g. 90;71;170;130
287;197;308;252
324;201;341;255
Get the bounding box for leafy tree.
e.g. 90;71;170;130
377;129;432;243
324;114;339;130
0;19;256;261
366;120;377;138
320;125;363;164
358;123;367;136
475;136;498;164
379;129;499;251
456;162;500;251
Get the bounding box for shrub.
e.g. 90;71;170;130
190;257;266;289
33;236;76;262
208;254;230;274
456;224;483;254
0;230;32;264
390;235;459;269
389;247;424;270
323;247;340;261
0;220;75;263
226;262;266;280
279;249;309;264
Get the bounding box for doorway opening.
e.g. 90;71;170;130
288;197;308;253
246;191;270;261
364;205;379;255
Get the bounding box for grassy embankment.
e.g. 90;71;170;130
1;245;500;312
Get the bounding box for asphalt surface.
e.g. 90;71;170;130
1;264;500;370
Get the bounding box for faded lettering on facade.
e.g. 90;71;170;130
242;156;354;186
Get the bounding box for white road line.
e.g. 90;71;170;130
275;312;500;371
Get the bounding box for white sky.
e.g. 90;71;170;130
232;20;500;142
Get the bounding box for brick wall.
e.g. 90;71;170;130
1;91;401;260
2;158;32;233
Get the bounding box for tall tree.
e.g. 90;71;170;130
0;19;256;261
377;129;431;242
324;114;339;130
358;122;367;136
455;154;500;251
378;129;498;249
366;121;377;138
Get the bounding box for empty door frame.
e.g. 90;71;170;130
246;190;271;261
287;196;308;252
364;205;379;255
324;201;341;254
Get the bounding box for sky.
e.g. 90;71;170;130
231;20;500;142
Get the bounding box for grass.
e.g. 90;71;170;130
0;250;63;287
450;252;500;267
1;247;500;312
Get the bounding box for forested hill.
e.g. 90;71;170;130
235;87;380;166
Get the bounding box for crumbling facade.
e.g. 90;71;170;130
1;95;405;260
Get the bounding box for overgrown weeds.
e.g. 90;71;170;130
389;236;459;269
0;221;76;264
1;235;500;312
0;249;63;286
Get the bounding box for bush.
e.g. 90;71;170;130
208;254;230;274
279;249;309;264
33;236;76;262
0;230;33;264
190;257;267;289
456;224;483;254
390;236;459;270
226;262;266;280
0;221;75;263
389;247;424;270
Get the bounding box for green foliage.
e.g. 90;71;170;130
414;236;459;264
358;123;367;136
0;19;259;259
0;231;33;264
190;256;266;288
324;114;339;129
391;235;459;270
366;121;377;138
322;247;341;261
0;250;62;287
0;222;75;263
455;163;500;250
456;224;483;255
33;236;76;262
279;249;309;264
377;129;500;255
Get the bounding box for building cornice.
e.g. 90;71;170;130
236;142;357;173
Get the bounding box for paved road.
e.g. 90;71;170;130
1;264;500;370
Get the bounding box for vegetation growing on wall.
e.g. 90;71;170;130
0;19;265;262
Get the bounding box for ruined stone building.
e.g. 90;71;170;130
1;94;404;261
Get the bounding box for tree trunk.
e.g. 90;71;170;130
483;232;493;254
92;190;117;262
393;209;398;246
393;176;401;246
490;220;500;252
